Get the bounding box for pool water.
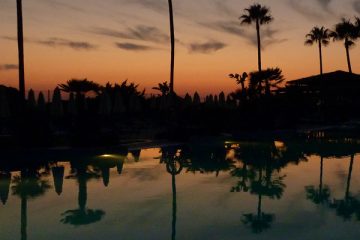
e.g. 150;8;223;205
1;138;360;240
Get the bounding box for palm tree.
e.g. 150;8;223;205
61;161;105;226
153;81;170;96
330;18;358;73
168;0;175;94
240;4;273;72
58;79;101;97
305;27;331;75
229;72;248;95
329;154;359;220
12;168;51;240
249;67;284;96
16;0;25;100
305;156;331;205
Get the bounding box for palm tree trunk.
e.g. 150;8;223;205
345;43;352;74
168;0;175;94
257;194;262;219
318;42;323;75
78;175;87;211
256;20;262;72
21;196;27;240
171;171;177;240
16;0;25;101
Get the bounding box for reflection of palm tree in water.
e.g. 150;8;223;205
162;147;183;240
242;168;285;233
330;154;360;220
0;171;11;205
231;142;286;233
305;156;331;205
12;168;51;240
61;161;105;226
231;163;255;193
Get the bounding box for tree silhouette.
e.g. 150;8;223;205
230;142;287;233
16;0;25;101
58;79;101;97
0;172;11;205
249;67;284;96
12;168;51;240
241;168;285;233
330;18;358;73
229;72;248;100
230;163;255;193
305;26;331;75
163;147;184;240
61;162;105;226
305;156;331;205
330;155;360;221
240;4;273;72
168;0;175;94
153;82;171;96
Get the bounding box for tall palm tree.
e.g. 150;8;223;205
330;18;358;73
168;0;175;94
305;26;331;75
240;4;273;72
16;0;25;100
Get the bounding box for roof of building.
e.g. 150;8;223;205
286;71;360;88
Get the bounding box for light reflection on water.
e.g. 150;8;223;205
1;139;360;240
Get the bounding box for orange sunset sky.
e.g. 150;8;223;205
1;0;360;96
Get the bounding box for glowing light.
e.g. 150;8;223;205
274;141;285;149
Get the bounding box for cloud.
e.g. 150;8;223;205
288;0;334;20
90;25;169;44
115;42;156;51
200;21;287;49
1;36;18;41
354;0;360;14
36;38;97;50
126;0;167;13
213;0;237;17
317;0;333;12
200;20;251;39
188;40;227;54
1;36;97;50
44;0;85;12
0;64;18;71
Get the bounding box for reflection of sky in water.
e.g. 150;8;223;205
1;142;360;240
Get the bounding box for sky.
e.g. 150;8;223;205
1;0;360;96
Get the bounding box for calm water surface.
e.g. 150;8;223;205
1;138;360;240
